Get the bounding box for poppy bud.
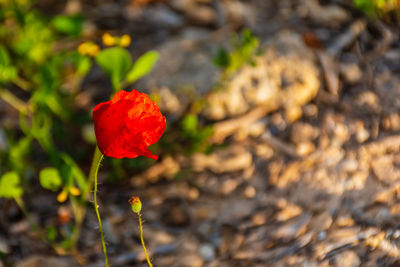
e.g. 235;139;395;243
128;196;142;213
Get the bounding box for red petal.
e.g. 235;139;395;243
93;89;166;159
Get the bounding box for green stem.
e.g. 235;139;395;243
138;213;153;267
85;146;103;198
14;196;41;232
0;88;29;113
13;76;31;91
70;196;85;248
92;153;108;267
14;196;30;222
69;146;102;249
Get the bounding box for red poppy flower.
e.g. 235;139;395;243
93;89;166;159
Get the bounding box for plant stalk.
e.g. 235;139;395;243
138;213;153;267
92;153;108;267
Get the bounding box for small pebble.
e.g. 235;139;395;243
187;187;200;200
244;186;256;198
318;231;327;240
199;244;215;262
296;141;315;156
0;237;10;254
333;250;360;267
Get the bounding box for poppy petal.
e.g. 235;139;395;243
93;89;166;160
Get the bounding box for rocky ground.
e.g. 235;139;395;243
2;0;400;266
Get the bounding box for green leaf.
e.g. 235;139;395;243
96;47;132;91
0;45;11;66
9;137;31;172
39;167;63;191
125;50;159;83
46;226;58;242
52;14;84;37
181;114;198;133
60;153;87;190
30;112;53;151
46;94;68;120
0;45;17;83
76;55;91;76
0;171;23;198
0;65;17;83
213;47;230;68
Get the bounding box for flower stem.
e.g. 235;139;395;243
86;146;103;198
138;213;153;267
70;146;102;250
0;88;29;113
92;153;108;267
14;196;33;225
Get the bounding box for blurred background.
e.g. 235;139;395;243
1;0;400;266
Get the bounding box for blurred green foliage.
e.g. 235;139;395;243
96;47;132;91
51;14;84;37
126;51;159;85
0;171;23;199
180;114;213;154
0;0;159;252
39;167;63;192
214;29;260;76
0;0;89;249
0;45;18;83
96;48;159;92
353;0;399;20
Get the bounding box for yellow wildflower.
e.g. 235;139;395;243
69;187;81;196
120;34;131;47
102;33;116;47
78;42;100;57
57;190;68;203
